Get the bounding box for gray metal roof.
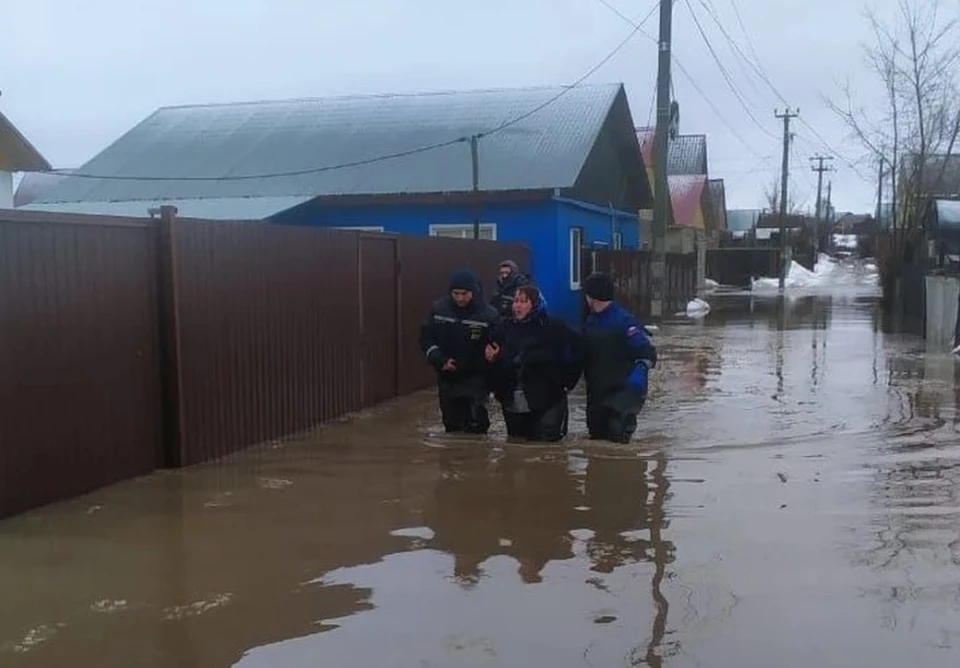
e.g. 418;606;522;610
936;199;960;226
726;208;760;232
24;84;626;216
667;134;708;176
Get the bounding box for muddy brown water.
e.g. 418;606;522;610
2;280;960;667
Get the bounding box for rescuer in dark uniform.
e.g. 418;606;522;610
581;272;657;443
420;269;502;434
490;260;529;319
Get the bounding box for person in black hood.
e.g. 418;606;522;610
490;260;529;318
486;284;585;442
420;269;502;434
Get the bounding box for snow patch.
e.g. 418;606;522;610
685;298;711;318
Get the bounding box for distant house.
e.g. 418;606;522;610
922;199;960;264
726;208;761;235
635;128;715;234
21;83;651;324
0;109;51;208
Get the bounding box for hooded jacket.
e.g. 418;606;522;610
490;261;530;318
419;270;502;380
490;296;585;413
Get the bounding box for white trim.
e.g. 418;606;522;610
613;230;624;250
333;225;385;233
570;226;584;289
428;223;497;240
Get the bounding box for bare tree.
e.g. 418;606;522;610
762;176;802;214
829;0;960;234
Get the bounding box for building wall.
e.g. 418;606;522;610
273;198;572;316
554;199;639;323
274;196;632;325
0;171;12;209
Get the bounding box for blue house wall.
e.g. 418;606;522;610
273;196;638;325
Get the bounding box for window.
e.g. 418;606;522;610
570;226;584;288
613;231;624;250
429;223;497;240
333;226;385;233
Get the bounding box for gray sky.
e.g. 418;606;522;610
4;0;889;213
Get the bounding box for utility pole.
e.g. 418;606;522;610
775;108;799;290
650;0;674;319
825;181;833;228
811;155;834;262
875;156;885;227
471;134;481;239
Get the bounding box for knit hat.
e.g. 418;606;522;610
583;272;615;301
449;269;480;293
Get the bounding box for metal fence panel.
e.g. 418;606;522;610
0;213;163;519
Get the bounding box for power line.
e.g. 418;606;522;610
593;0;770;162
52;3;659;183
683;0;778;141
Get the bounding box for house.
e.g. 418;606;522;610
922;199;960;265
726;208;761;238
706;178;727;241
0;108;51;208
21;83;650;324
635;128;712;232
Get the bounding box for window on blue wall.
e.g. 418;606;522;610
613;231;623;250
429;223;497;240
570;226;584;288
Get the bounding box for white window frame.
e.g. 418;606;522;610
613;231;624;250
428;223;497;240
333;225;385;233
570;226;584;289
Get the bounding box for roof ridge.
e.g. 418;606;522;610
156;82;624;112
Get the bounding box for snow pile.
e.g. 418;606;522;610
751;254;877;291
685;297;711;318
704;278;720;291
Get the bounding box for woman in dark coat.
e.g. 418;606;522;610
485;285;585;442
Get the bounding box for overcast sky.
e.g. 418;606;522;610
4;0;894;213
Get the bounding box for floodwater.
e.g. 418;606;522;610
3;260;960;667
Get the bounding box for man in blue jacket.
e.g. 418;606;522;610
581;272;657;443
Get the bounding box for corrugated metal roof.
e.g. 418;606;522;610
20;196;312;220
726;208;760;232
27;84;624;214
634;129;707;176
667;135;707;176
14;170;74;207
668;175;706;227
0;110;51;172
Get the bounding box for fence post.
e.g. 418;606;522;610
157;205;186;468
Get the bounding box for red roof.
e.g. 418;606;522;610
668;175;706;227
636;127;655;167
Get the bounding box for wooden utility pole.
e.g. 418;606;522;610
471;134;481;239
875;156;885;227
650;0;674;319
775;108;799;290
811;155;834;261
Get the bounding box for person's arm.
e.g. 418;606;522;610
419;305;447;371
623;314;657;393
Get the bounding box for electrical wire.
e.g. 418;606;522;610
592;0;770;162
683;0;778;141
52;2;660;183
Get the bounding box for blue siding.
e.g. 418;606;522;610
273;198;569;318
553;199;639;324
272;196;635;326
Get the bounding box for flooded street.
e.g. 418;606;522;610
3;265;960;667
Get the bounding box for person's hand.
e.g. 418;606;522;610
484;343;500;362
441;359;458;372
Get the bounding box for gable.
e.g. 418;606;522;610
0;110;50;173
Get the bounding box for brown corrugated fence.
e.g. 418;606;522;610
0;208;528;517
583;249;697;319
0;212;164;518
